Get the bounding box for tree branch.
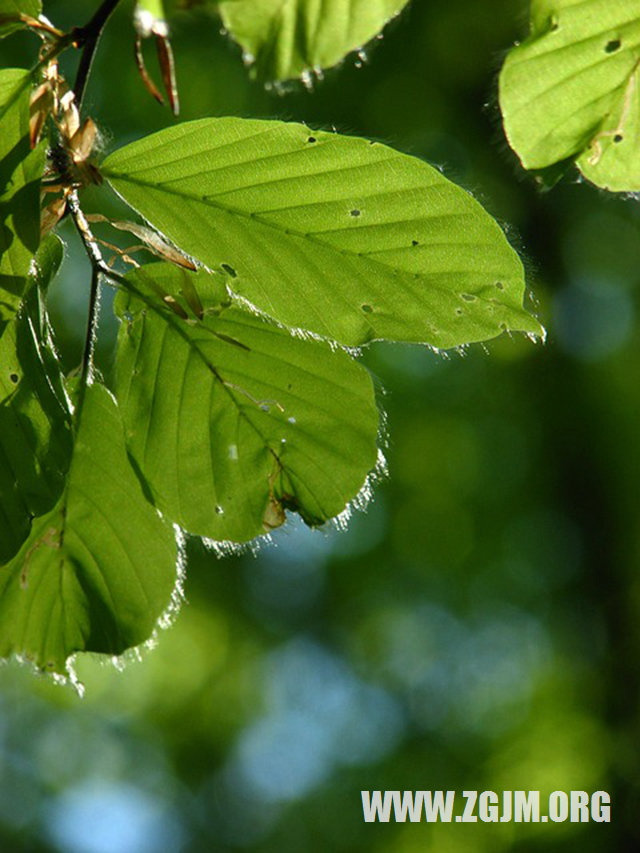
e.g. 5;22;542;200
67;191;105;401
73;0;123;107
81;266;101;388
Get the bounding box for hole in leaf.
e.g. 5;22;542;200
460;293;477;302
9;373;19;384
221;263;237;278
605;39;621;53
495;281;505;290
549;14;559;31
614;134;624;143
350;209;361;217
307;136;317;143
455;308;464;316
215;505;224;515
361;303;373;313
411;239;419;246
280;493;300;512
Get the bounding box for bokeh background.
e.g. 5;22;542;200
2;0;639;849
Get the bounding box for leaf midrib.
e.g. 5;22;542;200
122;286;288;495
105;171;515;309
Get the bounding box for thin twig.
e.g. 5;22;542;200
68;191;105;412
68;192;126;287
67;190;104;269
72;0;123;107
80;266;101;388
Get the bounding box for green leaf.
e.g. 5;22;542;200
217;0;410;81
499;0;640;192
0;0;41;38
134;0;168;36
30;230;64;288
0;68;45;330
102;118;540;349
0;382;179;674
115;263;380;542
0;236;72;564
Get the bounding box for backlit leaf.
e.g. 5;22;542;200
0;0;41;38
217;0;410;81
0;236;71;564
0;68;45;330
0;382;179;674
102;117;540;349
115;263;380;542
134;0;168;37
499;0;640;192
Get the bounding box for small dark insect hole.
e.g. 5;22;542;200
221;263;237;278
350;209;361;217
614;134;624;143
460;293;476;302
9;373;19;384
605;39;621;53
549;15;559;31
455;308;464;316
411;239;419;246
361;303;373;313
495;281;505;290
307;136;316;143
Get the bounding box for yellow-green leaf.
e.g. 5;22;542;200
0;68;45;328
500;0;640;191
0;383;178;674
218;0;410;81
115;263;380;542
102;118;541;349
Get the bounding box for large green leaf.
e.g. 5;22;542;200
0;68;45;330
0;0;41;38
0;236;71;565
102;118;540;349
217;0;410;81
0;382;179;674
500;0;640;192
115;263;380;542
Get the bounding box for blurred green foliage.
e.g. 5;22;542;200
0;0;638;849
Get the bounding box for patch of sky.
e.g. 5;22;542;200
374;602;551;736
44;781;185;853
246;505;387;615
224;638;405;803
552;275;634;362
